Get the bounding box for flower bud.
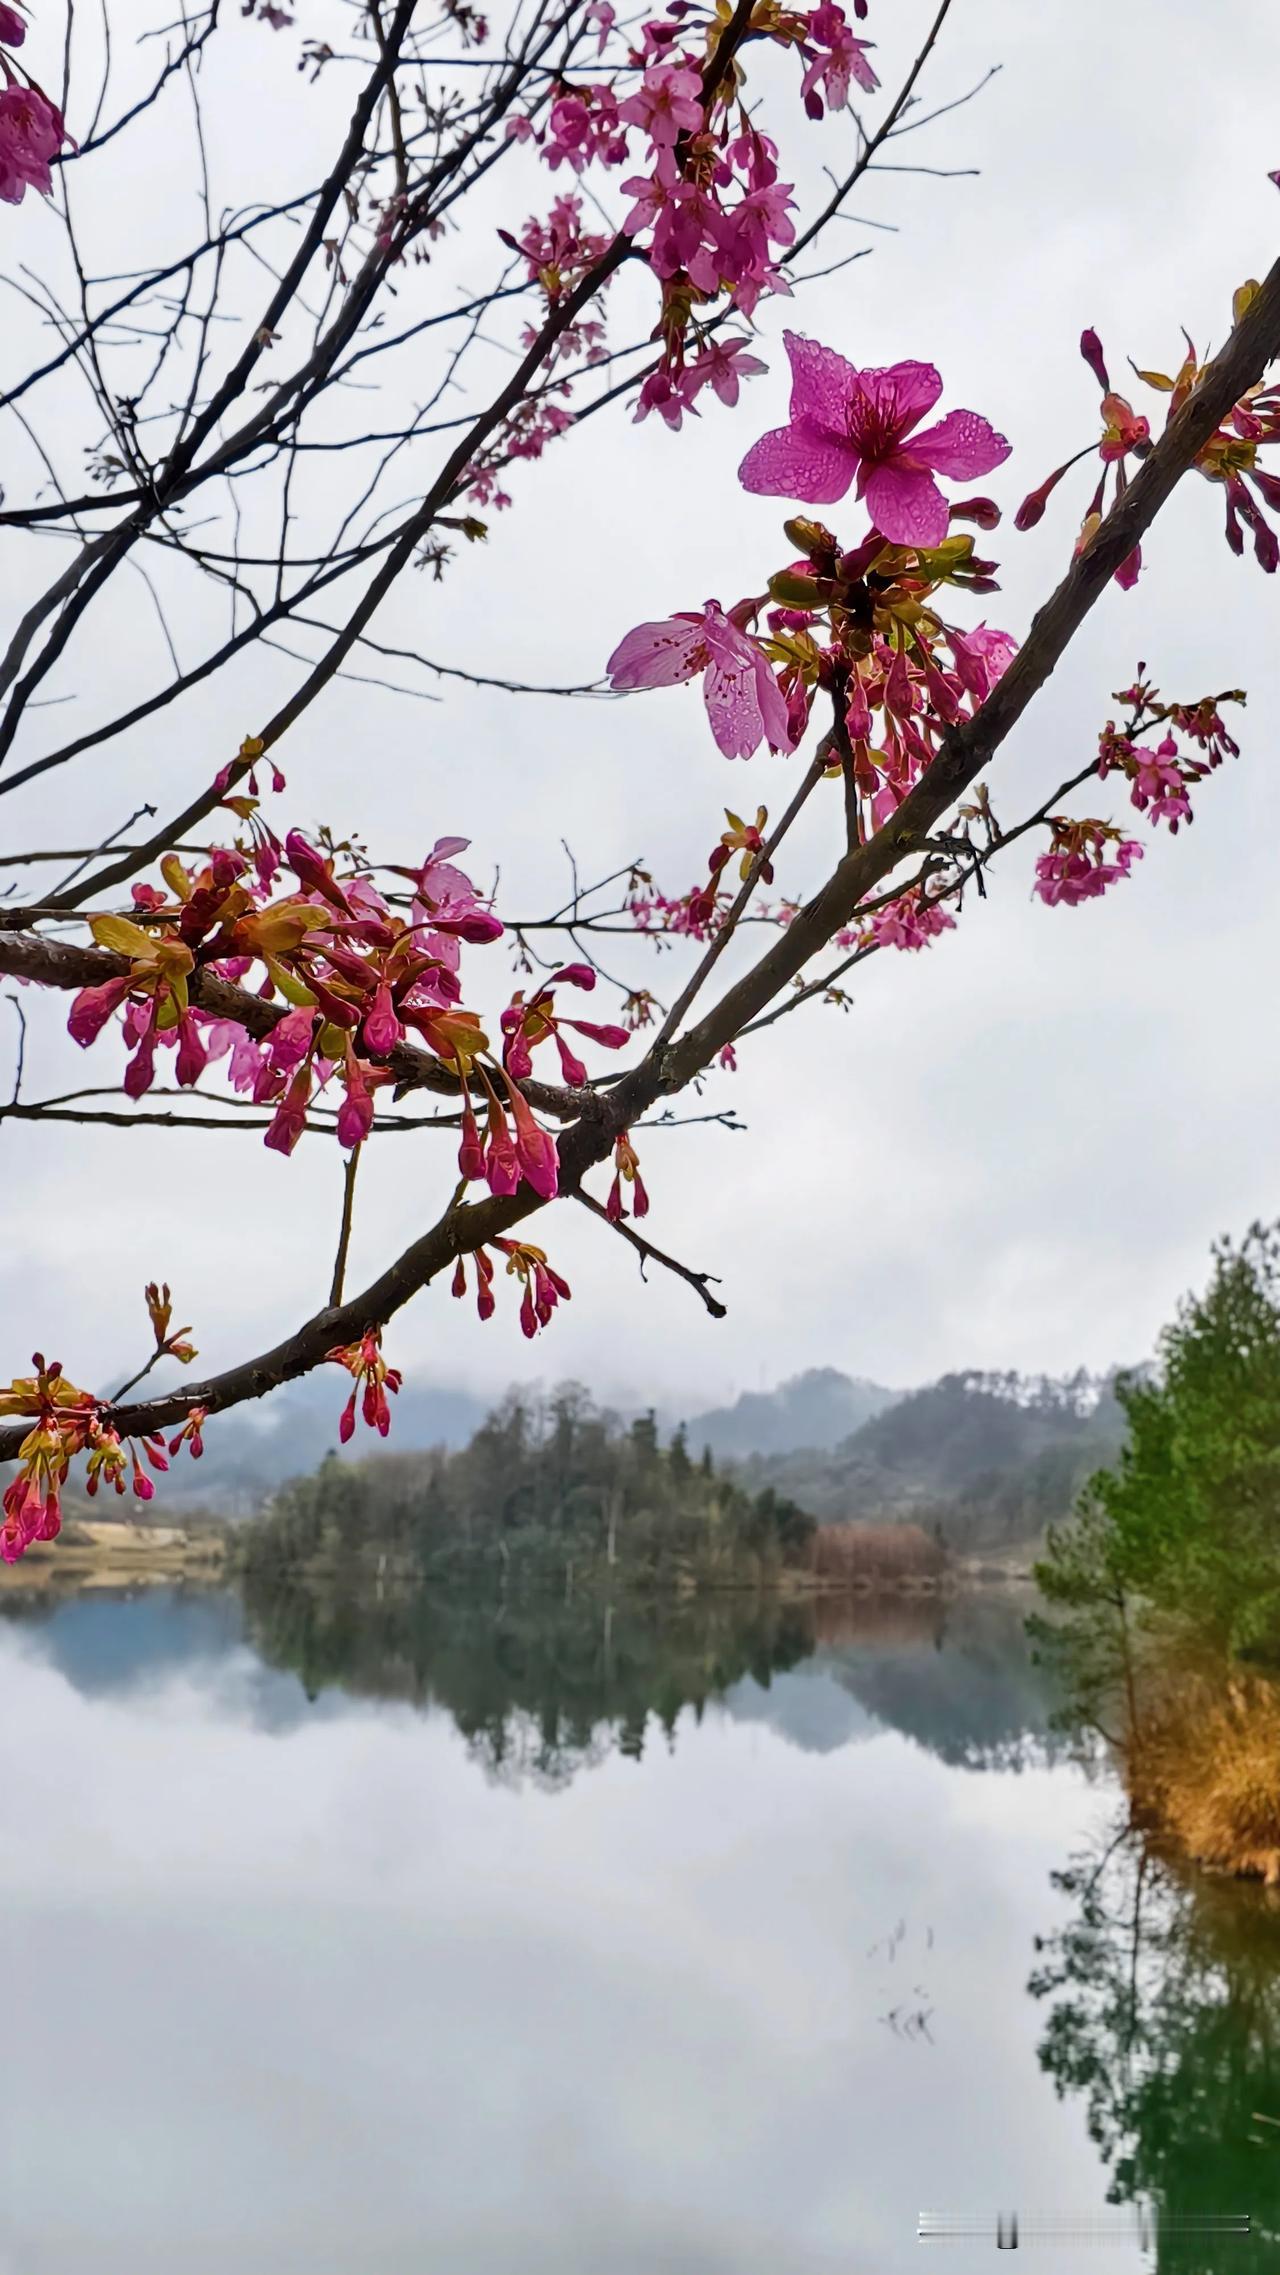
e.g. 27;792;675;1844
948;496;1001;529
1079;328;1110;392
782;516;838;563
767;569;827;608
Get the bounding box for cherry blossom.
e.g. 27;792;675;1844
607;599;796;759
867;890;957;952
0;1344;205;1562
501;963;629;1086
327;1331;402;1441
0;81;68;203
495;1238;572;1339
1128;739;1194;830
542;84;628;173
1033;822;1144;907
738;333;1010;546
618;61;703;148
1017;301;1280;579
800;3;878;117
634;336;768;428
689;335;769;408
607;1131;650;1222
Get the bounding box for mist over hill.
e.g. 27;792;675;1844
684;1368;900;1459
157;1363;900;1513
730;1369;1129;1551
148;1358;1131;1551
155;1373;490;1513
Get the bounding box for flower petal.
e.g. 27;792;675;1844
702;656;766;759
782;330;858;437
751;651;796;752
862;461;950;548
908;407;1011;479
859;360;943;437
738;421;856;502
606;615;705;688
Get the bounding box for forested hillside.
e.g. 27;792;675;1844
240;1388;816;1592
235;1369;1130;1580
735;1371;1128;1550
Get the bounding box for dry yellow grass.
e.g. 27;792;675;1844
1129;1657;1280;1883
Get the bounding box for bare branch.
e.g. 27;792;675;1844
574;1187;727;1318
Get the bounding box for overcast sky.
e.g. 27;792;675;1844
3;0;1279;1418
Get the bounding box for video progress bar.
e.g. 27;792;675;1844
918;2209;1250;2248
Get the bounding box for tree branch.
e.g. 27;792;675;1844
573;1187;727;1318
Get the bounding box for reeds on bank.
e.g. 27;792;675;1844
1128;1653;1280;1884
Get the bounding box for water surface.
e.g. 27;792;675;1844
1;1580;1275;2275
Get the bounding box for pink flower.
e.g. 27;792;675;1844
68;973;134;1047
542;85;627;172
336;1075;375;1148
503;1076;560;1199
800;4;878;116
0;83;68;204
1129;737;1193;831
266;1003;316;1072
618;62;702;149
634;368;698;430
174;1013;207;1088
947;622;1017;705
621;148;678;238
123;1002;160;1099
0;7;27;47
1032;825;1143;907
328;1332;402;1441
226;1029;267;1093
493;1239;571;1339
715;182;797;299
607;599;795;760
264;1067;311;1155
738;333;1011;548
391;838;502;953
868;889;955;951
361;984;402;1055
686;335;768;409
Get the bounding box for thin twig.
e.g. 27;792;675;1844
330;1143;363;1305
574;1188;727;1318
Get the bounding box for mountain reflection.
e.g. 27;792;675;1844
1030;1829;1280;2271
236;1572;1062;1785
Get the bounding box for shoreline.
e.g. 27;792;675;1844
0;1530;1040;1600
0;1520;228;1591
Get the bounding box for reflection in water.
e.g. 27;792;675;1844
0;1575;1269;2275
1030;1828;1280;2270
237;1570;1064;1785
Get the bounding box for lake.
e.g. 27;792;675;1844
0;1578;1276;2275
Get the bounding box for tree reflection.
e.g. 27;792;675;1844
239;1570;1062;1785
1029;1828;1280;2270
240;1572;824;1787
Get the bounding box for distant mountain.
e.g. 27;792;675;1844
148;1360;1127;1548
685;1367;900;1459
735;1369;1129;1550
